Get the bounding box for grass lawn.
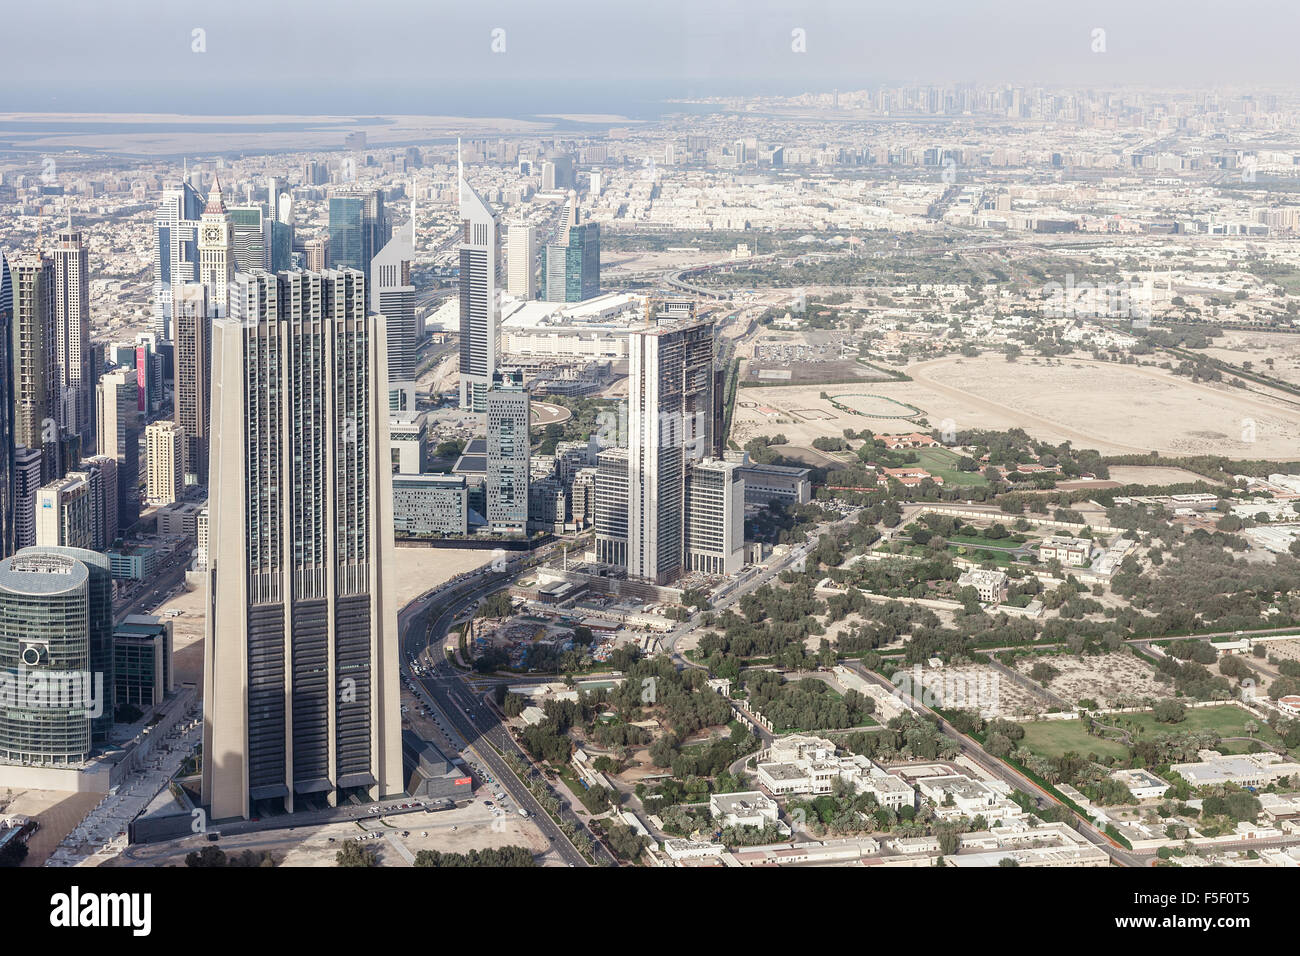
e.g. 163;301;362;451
944;533;1021;549
916;447;988;487
949;545;1016;567
1018;719;1131;761
1118;705;1284;751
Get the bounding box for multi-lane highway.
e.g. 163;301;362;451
397;556;615;866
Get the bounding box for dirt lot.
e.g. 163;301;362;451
1203;330;1300;386
3;789;104;867
918;663;1051;719
1107;465;1215;486
113;799;557;867
732;354;1300;459
1015;652;1171;709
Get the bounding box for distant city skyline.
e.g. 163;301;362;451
5;1;1300;116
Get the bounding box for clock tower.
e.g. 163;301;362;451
198;175;234;316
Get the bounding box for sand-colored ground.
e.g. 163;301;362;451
391;546;495;608
602;249;732;277
922;663;1049;719
1107;465;1215;486
733;354;1300;459
1017;653;1170;709
1203;330;1300;386
150;582;208;687
113;799;556;867
2;789;103;867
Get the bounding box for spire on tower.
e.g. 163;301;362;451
204;174;227;215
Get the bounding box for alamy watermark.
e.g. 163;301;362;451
891;664;1000;713
0;665;105;718
1041;274;1151;320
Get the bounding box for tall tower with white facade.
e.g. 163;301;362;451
506;222;537;300
372;207;416;411
95;367;140;535
202;268;403;821
198;176;234;317
457;141;500;411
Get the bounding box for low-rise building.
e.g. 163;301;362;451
877;432;940;449
876;466;944;488
393;473;468;536
1171;750;1300;789
113;614;174;709
1111;768;1171;800
1038;534;1092;567
915;774;1024;822
709;791;784;831
755;734;914;809
956;568;1006;604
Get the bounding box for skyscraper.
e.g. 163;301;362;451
203;268;403;821
506;222;537;300
328;188;387;287
96;368;140;534
173;283;211;486
0;546;113;762
151;177;203;341
11;253;59;484
304;237;329;272
542;192;576;304
372;207;416;411
594;447;629;567
626;318;716;585
35;473;92;550
229;204;267;273
562;220;600;302
78;454;118;551
11;448;43;551
485;371;530;535
145;420;185;505
458;145;500;411
52;222;94;454
543;191;600;303
685;458;744;575
198;176;234;317
0;255;14;559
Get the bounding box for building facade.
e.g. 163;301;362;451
173;282;211;486
198;177;234;317
12;254;59;483
685;458;745;576
485;372;530;535
53;225;94;453
626;319;716;584
95;368;140;534
392;474;468;537
202;268;403;821
507;222;537;300
34;473;92;550
594;448;629;567
0;256;13;559
151;178;203;340
458;147;500;410
145;420;186;505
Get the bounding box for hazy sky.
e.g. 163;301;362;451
6;0;1297;114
